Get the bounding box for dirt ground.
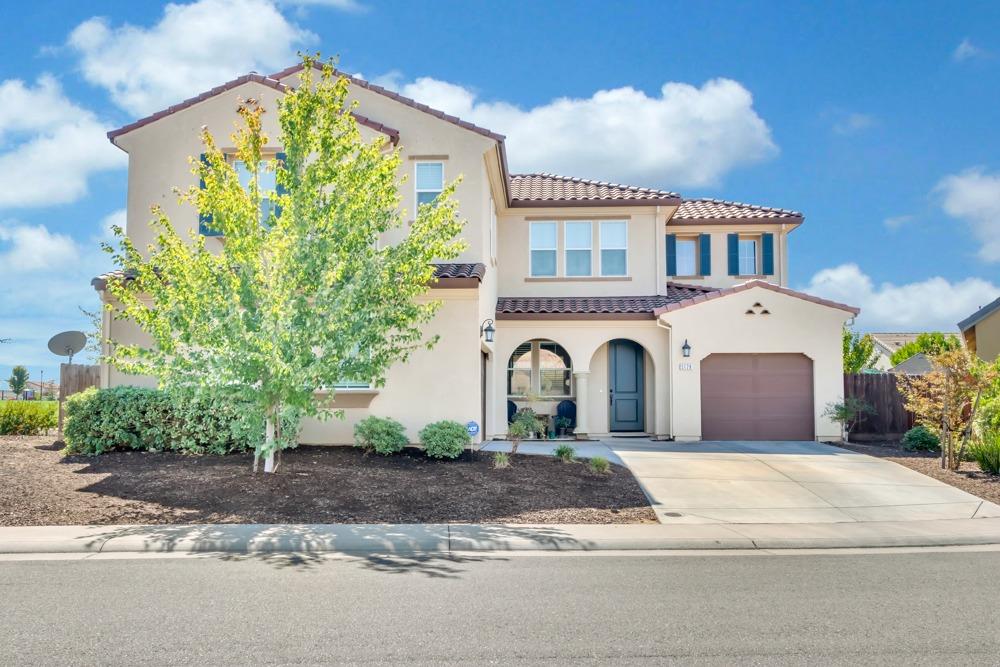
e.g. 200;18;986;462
838;441;1000;505
0;436;656;526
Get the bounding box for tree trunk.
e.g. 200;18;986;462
263;416;276;473
955;389;982;471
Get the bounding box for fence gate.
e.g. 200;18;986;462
843;373;915;441
58;363;100;437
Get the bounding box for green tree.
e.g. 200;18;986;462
104;56;466;473
890;332;962;366
79;305;103;361
8;365;28;395
842;327;879;373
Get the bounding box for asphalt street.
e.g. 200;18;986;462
3;549;999;665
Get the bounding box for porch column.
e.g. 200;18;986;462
573;370;591;440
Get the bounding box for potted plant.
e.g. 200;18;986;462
554;416;572;437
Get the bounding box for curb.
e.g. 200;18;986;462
2;519;1000;555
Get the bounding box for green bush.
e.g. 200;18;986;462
492;451;510;469
969;433;1000;475
588;456;611;474
419;420;470;459
0;401;57;435
354;416;408;455
63;386;296;456
554;443;576;463
902;425;940;452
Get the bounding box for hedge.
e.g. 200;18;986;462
0;401;57;436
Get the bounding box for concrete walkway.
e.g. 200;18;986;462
484;439;1000;525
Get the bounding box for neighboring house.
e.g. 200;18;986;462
92;64;859;444
958;295;1000;362
889;353;934;376
869;333;922;371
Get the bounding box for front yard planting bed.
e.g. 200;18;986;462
838;441;1000;505
0;436;656;526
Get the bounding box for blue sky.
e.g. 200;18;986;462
2;0;1000;386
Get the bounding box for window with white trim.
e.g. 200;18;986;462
564;221;592;276
415;162;443;206
529;221;557;277
738;237;758;275
675;237;697;276
599;220;627;276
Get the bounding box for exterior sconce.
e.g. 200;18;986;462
681;339;692;358
480;318;496;343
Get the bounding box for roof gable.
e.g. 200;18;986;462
958;294;1000;332
653;279;859;316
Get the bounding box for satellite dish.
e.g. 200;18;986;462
48;331;87;365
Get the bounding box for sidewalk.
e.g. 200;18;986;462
2;518;1000;555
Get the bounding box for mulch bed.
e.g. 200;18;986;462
0;436;656;526
837;441;1000;505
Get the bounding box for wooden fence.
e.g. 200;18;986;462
843;373;914;440
57;363;100;438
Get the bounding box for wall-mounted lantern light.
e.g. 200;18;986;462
480;318;496;343
681;339;692;358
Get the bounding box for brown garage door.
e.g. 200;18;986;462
700;353;814;441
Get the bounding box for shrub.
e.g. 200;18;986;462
419;420;470;459
512;408;546;438
969;433;1000;475
63;386;295;456
354;416;408;455
554;443;576;463
492;451;510;469
588;456;611;474
0;401;57;435
901;425;940;452
507;419;532;455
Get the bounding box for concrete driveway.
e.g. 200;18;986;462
605;440;1000;525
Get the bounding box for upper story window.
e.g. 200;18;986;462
233;157;278;222
415;162;444;206
599;221;628;276
529;221;557;277
564;221;592;276
738;237;758;275
667;233;711;277
676;238;697;276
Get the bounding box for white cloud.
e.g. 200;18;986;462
935;167;1000;262
953;38;986;62
883;214;914;230
0;76;125;209
0;223;79;271
803;263;999;331
279;0;366;11
377;75;777;188
832;112;875;136
67;0;315;116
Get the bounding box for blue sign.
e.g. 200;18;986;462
465;421;480;436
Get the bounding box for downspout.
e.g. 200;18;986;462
656;317;674;439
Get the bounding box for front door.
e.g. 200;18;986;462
609;339;644;432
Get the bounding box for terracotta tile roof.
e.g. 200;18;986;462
508;173;681;208
93;263;485;291
270;63;506;143
653;279;859;316
672;198;803;223
107;73;400;145
495;283;716;319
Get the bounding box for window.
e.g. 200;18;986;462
599;221;627;276
738;237;758;275
529;222;557;277
232;158;278;222
507;340;572;397
507;342;533;396
675;238;697;276
564;221;592;276
415;162;443;206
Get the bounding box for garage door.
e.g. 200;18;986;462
700;353;814;441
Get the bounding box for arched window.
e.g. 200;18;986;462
507;340;572;397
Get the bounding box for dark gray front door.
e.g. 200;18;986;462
609;339;644;432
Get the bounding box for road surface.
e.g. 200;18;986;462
3;549;999;664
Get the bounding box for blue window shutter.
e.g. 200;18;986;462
762;232;774;275
699;233;711;276
274;152;287;219
198;153;220;236
727;233;739;276
666;234;677;276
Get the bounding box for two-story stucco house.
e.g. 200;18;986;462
93;63;859;445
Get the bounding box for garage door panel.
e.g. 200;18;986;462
700;353;814;441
